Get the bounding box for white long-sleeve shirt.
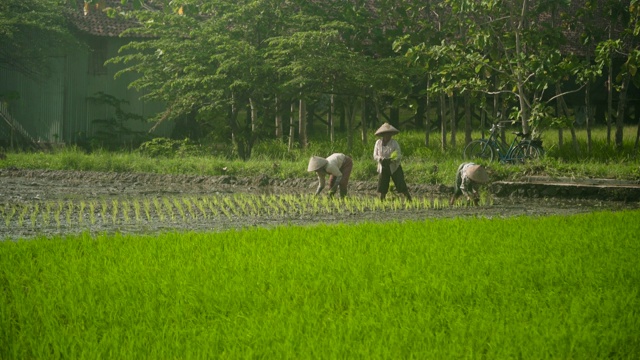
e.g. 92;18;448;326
373;138;402;174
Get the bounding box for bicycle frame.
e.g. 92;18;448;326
464;123;543;164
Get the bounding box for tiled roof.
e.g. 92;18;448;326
65;0;143;37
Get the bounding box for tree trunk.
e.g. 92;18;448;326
439;93;447;150
361;95;368;145
615;73;630;150
249;97;258;133
229;93;247;160
328;94;335;143
607;19;613;146
345;99;355;154
634;115;640;154
298;98;307;149
288;101;295;151
514;0;531;134
557;85;580;156
585;80;592;155
556;93;564;149
449;95;457;148
464;93;472;145
275;96;283;140
424;77;431;147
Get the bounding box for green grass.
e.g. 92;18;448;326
2;126;639;185
1;210;639;359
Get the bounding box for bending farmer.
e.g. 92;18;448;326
450;162;490;206
307;153;353;198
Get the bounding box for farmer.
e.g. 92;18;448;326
373;123;412;201
307;153;353;198
450;162;490;206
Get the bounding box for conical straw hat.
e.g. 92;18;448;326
467;164;489;184
307;156;328;171
374;123;400;136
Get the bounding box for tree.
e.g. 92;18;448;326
0;0;76;79
109;0;293;160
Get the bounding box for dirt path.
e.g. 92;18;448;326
1;169;638;240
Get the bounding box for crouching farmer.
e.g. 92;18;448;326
307;153;353;198
450;162;490;206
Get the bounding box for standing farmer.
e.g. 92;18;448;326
307;153;353;198
450;162;490;206
373;123;412;201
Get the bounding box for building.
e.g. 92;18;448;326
0;0;172;150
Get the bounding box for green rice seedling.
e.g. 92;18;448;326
100;199;108;223
153;198;165;222
111;199;119;225
121;200;131;223
433;197;441;209
309;196;320;215
320;196;333;214
343;197;355;214
182;197;196;220
30;203;39;228
246;196;259;216
162;197;175;221
355;197;366;213
42;202;51;226
222;197;238;218
173;198;186;221
89;201;97;225
17;204;29;227
219;204;233;219
258;195;272;216
55;201;63;228
4;205;16;227
143;198;152;221
193;197;208;219
78;200;86;225
132;199;142;222
269;195;282;216
65;200;74;226
232;195;247;216
296;194;308;214
265;195;279;216
204;197;219;218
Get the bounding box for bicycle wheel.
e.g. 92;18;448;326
464;140;495;162
513;143;543;162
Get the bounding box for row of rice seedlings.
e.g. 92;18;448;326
0;192;489;230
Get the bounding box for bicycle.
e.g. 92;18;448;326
463;122;544;163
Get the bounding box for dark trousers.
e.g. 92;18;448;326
377;165;408;194
328;156;353;197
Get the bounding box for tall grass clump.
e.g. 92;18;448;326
1;210;638;359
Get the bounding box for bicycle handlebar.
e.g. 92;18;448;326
489;123;530;139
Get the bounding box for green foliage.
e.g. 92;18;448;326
0;0;76;78
87;92;150;151
137;137;209;158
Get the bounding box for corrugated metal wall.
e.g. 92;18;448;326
0;36;172;146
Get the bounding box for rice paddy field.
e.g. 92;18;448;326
1;210;639;359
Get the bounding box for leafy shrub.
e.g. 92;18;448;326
138;138;208;158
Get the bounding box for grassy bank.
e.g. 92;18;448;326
1;210;638;358
1;126;639;184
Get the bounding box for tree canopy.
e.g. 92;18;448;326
0;0;76;79
4;0;638;156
